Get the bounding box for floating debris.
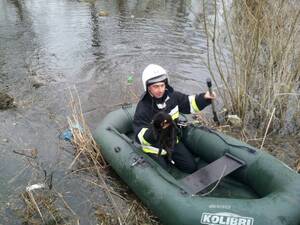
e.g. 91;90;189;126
26;183;46;192
81;0;96;3
13;148;38;159
127;75;133;84
98;10;109;16
29;75;46;88
60;122;83;142
0;91;14;109
227;114;242;127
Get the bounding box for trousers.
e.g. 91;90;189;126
148;142;197;173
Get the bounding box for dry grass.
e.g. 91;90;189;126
13;154;80;224
66;87;160;225
200;0;300;172
95;200;159;225
296;159;300;173
19;188;80;225
67;87;107;170
202;0;300;135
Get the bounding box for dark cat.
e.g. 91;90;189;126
152;111;177;164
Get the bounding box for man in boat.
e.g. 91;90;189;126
133;64;216;173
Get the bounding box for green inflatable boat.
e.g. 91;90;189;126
94;105;300;225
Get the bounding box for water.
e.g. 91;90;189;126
0;0;215;223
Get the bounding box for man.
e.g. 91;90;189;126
133;64;216;173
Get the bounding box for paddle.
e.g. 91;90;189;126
206;78;220;126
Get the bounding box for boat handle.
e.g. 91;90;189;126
131;156;145;167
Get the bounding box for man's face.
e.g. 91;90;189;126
148;82;166;99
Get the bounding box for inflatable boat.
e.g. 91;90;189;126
94;105;300;225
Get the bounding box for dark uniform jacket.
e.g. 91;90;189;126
133;85;211;155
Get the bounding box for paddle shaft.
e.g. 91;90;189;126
206;78;220;126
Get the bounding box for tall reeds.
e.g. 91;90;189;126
202;0;300;135
67;87;107;170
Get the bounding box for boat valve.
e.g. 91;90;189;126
114;146;121;153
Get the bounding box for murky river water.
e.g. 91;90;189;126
0;0;218;224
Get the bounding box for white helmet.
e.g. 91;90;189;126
142;64;168;91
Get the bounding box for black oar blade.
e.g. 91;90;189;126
206;77;220;126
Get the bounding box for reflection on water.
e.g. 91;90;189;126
1;0;212;86
0;0;215;223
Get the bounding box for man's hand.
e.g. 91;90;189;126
204;91;216;100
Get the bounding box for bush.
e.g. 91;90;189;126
202;0;300;135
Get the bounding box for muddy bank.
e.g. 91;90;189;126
0;91;14;109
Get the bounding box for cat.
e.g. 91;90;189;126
152;111;177;164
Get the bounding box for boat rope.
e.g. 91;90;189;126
201;164;227;197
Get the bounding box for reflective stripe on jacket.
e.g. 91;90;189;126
133;85;211;154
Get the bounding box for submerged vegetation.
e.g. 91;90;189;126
202;0;300;135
